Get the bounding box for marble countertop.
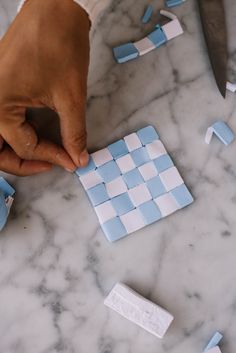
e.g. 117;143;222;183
1;1;236;353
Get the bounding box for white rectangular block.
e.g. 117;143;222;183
134;37;156;56
155;193;179;217
128;184;152;207
159;166;184;191
138;161;158;181
95;200;117;224
104;283;174;338
116;154;136;173
120;209;145;233
80;170;102;190
146;140;167;159
91;148;113;167
162;19;183;41
124;133;142;152
206;347;222;353
106;177;128;198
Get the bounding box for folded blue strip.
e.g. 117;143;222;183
76;157;96;176
212;121;235;146
108;139;129;159
97;161;121;183
0;177;15;198
87;183;109;206
123;169;144;189
113;43;139;64
102;217;127;242
154;154;174;173
166;0;184;7
0;191;8;231
147;27;167;48
131;147;150;167
111;193;134;216
142;5;153;24
171;184;194;208
137;126;160;144
139;200;162;225
146;176;166;198
204;332;223;352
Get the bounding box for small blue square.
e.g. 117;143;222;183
131;147;150;167
87;184;109;207
147;28;167;48
0;177;15;198
137;126;160;145
111;193;134;216
102;217;127;242
108;140;129;159
147;176;166;198
139;200;162;225
153;155;174;173
0;191;8;231
113;43;139;64
123;169;144;189
171;184;194;208
76;157;96;177
97;161;121;183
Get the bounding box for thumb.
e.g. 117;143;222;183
55;90;89;168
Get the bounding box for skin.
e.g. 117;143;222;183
0;0;90;176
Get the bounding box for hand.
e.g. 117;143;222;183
0;0;90;176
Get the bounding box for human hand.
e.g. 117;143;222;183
0;0;90;176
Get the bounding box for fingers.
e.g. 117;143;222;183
54;86;89;168
1;117;76;172
0;145;52;176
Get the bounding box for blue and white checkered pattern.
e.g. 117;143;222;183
76;126;193;242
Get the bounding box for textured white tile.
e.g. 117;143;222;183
79;170;103;190
106;177;128;198
154;193;179;217
162;19;183;41
138;162;158;181
91;148;113;167
146;140;167;159
128;184;152;207
120;209;145;233
104;283;174;338
159;167;184;191
95;201;117;224
116;154;136;173
134;37;156;56
124;133;142;152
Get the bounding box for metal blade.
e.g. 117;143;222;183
198;0;228;98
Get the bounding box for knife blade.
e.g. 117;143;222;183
198;0;228;98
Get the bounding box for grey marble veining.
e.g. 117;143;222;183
0;1;236;353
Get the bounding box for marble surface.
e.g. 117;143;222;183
0;1;236;353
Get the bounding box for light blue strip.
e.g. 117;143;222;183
102;217;127;242
0;177;15;198
204;332;223;352
76;157;96;176
166;0;184;8
147;27;167;48
113;43;139;64
0;191;8;231
171;184;194;208
212;121;235;146
137;126;159;144
142;5;153;24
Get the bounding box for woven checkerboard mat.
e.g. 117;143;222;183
76;126;193;242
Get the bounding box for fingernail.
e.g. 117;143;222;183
79;150;89;167
65;168;74;173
